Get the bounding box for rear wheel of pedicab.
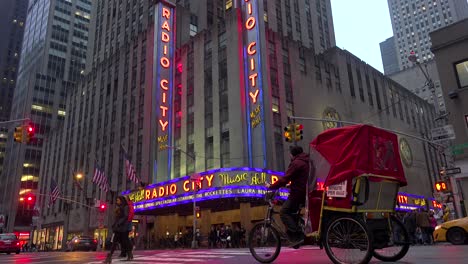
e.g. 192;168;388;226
323;216;373;264
373;215;410;262
248;222;281;263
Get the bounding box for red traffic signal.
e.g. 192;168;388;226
25;123;36;143
99;203;107;211
25;194;35;204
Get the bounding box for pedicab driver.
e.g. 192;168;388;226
267;146;310;246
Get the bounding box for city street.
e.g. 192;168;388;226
0;244;466;264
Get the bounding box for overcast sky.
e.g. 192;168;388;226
330;0;393;73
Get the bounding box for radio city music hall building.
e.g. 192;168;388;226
36;0;443;249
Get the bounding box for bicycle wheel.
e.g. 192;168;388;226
248;222;282;263
373;216;410;262
323;216;373;264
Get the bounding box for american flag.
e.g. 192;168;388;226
93;162;109;192
121;145;139;184
48;179;61;208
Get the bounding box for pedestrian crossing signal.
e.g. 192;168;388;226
435;181;448;192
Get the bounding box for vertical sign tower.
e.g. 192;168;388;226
152;0;175;183
241;0;268;168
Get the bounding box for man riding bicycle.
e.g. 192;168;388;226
267;145;309;247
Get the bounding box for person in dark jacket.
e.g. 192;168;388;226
104;196;132;263
268;145;309;246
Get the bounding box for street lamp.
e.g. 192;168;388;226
75;173;83;180
164;145;198;249
408;52;440;114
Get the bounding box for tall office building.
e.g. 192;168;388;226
0;0;29;183
35;0;443;248
1;0;93;233
386;0;468;71
380;36;399;75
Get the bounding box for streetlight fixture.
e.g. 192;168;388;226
75;173;83;180
164;145;199;249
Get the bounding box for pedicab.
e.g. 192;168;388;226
248;124;411;264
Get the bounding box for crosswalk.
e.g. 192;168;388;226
85;248;301;263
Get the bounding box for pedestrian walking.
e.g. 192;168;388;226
104;196;133;263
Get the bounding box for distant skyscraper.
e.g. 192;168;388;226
0;0;29;178
380;36;399;75
386;0;468;71
1;0;93;232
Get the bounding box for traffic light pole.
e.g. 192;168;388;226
0;118;30;125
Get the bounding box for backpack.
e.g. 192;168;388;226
127;199;134;222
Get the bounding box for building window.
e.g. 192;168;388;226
455;59;468;88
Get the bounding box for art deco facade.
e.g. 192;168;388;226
36;0;442;248
0;0;93;232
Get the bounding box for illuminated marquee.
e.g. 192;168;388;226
123;168;284;211
242;0;263;129
154;2;175;151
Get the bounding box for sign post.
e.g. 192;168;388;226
431;125;456;143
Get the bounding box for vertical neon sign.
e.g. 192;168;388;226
153;1;175;182
242;0;267;167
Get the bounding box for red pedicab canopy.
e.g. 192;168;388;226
310;124;407;187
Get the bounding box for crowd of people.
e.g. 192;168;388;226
401;206;450;245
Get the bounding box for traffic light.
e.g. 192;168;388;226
284;124;294;142
13;126;23;143
195;206;201;218
99;203;107;212
25;193;36;206
25;123;35;143
294;123;304;142
435;181;448;192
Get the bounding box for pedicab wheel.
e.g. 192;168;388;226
373;216;410;262
248;222;281;263
323;216;373;264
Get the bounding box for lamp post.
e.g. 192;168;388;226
408;52;440;115
164;145;198;248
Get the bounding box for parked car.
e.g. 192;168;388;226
0;233;21;254
68;236;98;251
433;216;468;245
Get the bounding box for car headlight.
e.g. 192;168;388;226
435;225;441;230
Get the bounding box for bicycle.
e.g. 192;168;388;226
248;189;306;263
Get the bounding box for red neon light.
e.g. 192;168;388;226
160;57;170;68
246;17;256;30
162;8;170;19
249;73;258;87
249;90;259;103
247;42;256;55
159;120;169;131
247;2;253;15
160;79;169;90
250;58;255;71
162;32;170;42
161;20;170;31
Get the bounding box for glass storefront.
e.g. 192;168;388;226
33;225;63;251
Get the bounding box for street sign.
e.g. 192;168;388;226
451;142;468;155
446;167;461;175
431;125;456;143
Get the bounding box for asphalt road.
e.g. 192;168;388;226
0;244;466;263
